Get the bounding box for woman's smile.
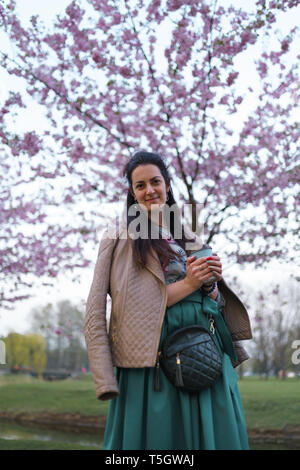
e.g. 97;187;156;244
146;197;159;202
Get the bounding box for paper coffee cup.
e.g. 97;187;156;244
190;245;216;284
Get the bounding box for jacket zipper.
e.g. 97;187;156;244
156;289;168;358
154;351;161;391
110;291;119;344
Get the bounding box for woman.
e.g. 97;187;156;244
84;151;252;450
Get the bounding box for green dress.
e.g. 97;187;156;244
102;234;249;450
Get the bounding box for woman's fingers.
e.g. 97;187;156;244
186;253;223;286
190;255;219;266
191;265;211;276
192;257;221;272
190;255;222;280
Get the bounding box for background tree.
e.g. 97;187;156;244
245;277;300;378
29;299;89;372
0;0;299;307
5;332;29;370
5;332;47;377
26;333;47;378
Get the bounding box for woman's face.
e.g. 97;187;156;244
131;164;170;213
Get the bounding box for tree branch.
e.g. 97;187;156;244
192;0;217;181
0;52;133;150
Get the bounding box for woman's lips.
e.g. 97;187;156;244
146;197;159;202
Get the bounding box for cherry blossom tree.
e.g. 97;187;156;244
0;0;299;307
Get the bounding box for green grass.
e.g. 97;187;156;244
238;376;300;429
0;373;109;416
1;373;300;430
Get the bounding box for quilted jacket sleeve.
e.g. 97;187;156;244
83;231;119;401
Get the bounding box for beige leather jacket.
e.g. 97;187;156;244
84;224;252;400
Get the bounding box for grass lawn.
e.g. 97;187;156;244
0;373;300;434
238;376;300;429
0;373;109;416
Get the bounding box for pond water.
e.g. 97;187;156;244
0;421;104;449
1;422;298;450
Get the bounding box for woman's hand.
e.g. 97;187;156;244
184;254;223;290
205;254;223;282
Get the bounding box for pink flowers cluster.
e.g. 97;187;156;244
7;132;41;157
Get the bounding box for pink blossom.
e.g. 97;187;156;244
66;1;83;22
92;52;107;67
167;0;186;12
219;95;229;105
111;12;122;26
257;60;268;78
227;72;238;86
92;50;101;63
240;30;256;46
281;39;289;52
62;137;70;147
64;194;73;203
69;139;85;162
119;66;132;78
122;29;136;43
20;132;40;156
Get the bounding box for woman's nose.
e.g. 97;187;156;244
146;184;155;194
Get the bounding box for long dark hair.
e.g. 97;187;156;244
123;151;196;270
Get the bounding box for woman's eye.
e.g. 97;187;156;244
136;180;160;189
